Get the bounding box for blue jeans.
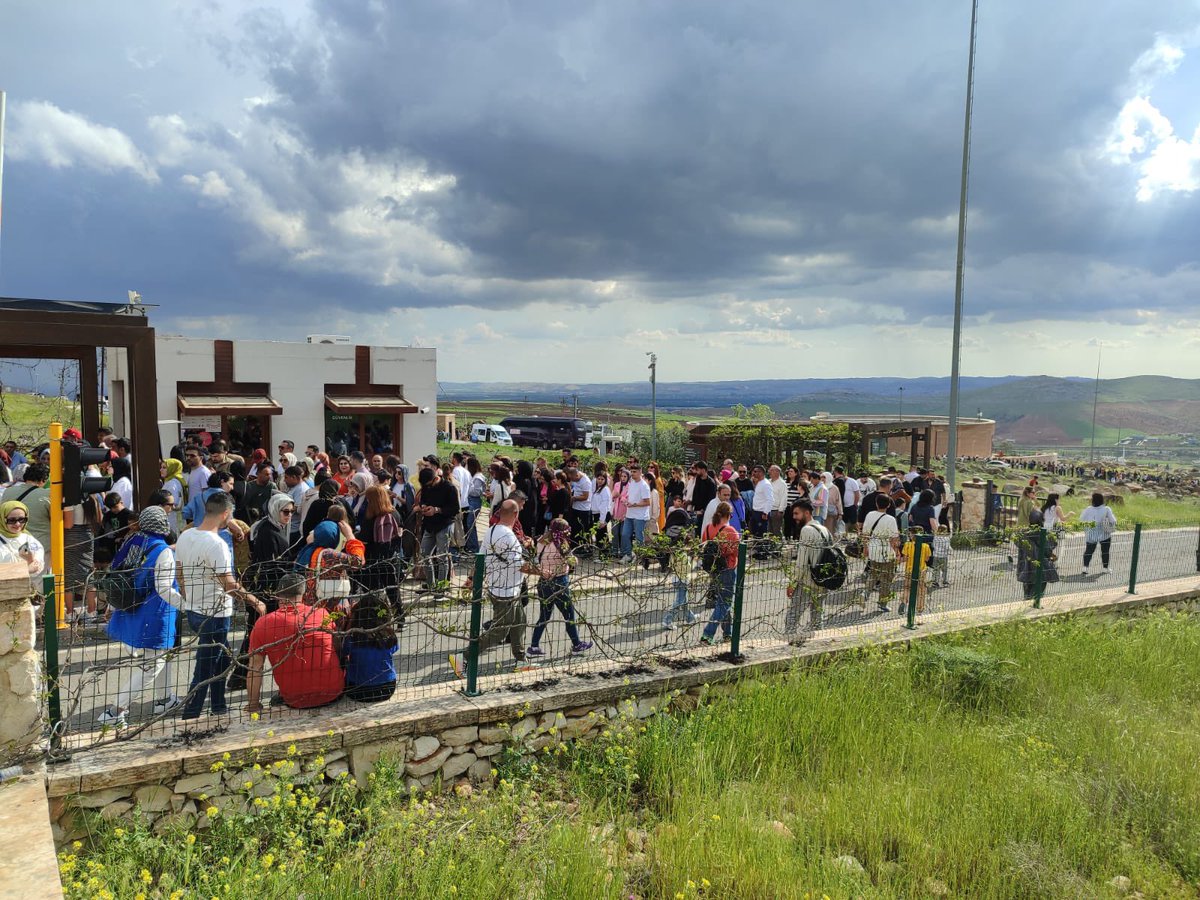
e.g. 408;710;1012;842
464;498;482;552
621;518;647;557
664;576;697;626
701;569;737;640
420;523;453;590
182;610;231;719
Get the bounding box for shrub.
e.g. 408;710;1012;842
909;643;1018;711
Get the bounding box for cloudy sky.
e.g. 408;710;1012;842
1;0;1199;383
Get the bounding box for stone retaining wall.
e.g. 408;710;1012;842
0;562;42;766
44;580;1200;848
48;686;720;844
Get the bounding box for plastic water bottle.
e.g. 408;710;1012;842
0;766;23;782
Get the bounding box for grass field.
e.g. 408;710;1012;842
0;392;86;447
63;611;1200;899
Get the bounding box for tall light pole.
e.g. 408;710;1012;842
646;352;657;460
898;386;904;422
944;0;980;493
1089;342;1102;463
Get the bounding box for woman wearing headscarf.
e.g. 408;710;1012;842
227;492;297;692
0;500;45;583
297;519;364;613
277;451;299;489
515;459;539;538
160;458;187;508
111;456;135;511
346;471;375;535
97;506;184;725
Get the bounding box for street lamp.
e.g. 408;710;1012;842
898;386;904;422
646;352;657;460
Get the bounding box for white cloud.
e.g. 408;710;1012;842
1105;37;1200;201
8;100;158;182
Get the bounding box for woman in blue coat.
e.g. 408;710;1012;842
97;507;185;727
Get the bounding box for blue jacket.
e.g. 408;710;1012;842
107;534;178;650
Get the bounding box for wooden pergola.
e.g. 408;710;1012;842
0;298;160;505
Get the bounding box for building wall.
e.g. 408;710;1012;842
108;337;437;472
885;421;994;459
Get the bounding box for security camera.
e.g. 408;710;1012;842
419;406;431;414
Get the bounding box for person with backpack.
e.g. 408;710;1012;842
361;484;406;611
527;518;592;656
96;507;184;726
785;498;838;638
662;501;699;630
699;502;739;646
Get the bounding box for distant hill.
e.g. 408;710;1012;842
442;375;1200;447
440;376;1026;409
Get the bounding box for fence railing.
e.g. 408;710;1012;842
34;518;1200;755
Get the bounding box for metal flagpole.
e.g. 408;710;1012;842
944;0;980;494
647;352;657;460
1089;343;1102;463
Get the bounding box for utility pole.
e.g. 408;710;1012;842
898;386;904;422
944;0;980;494
572;393;579;419
647;352;657;460
1089;342;1102;463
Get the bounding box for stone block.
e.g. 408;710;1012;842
405;745;453;778
510;716;537;741
250;779;276;798
473;742;503;758
99;800;134;821
478;726;508;744
348;738;410;783
537;711;567;732
529;734;557;752
468;759;494;782
441;751;476;781
439;725;478;747
175;771;222;796
133;785;175;813
565;705;596;718
75;787;131;808
559;716;596;741
325;760;350;780
210;794;247;815
153;807;197;835
0;605;35;653
411;735;440;760
635;697;661;718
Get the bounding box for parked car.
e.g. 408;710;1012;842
470;423;513;446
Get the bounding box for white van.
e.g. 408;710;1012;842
470;423;513;446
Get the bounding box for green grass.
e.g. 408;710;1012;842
1058;492;1200;528
0;392;86;447
62;612;1200;899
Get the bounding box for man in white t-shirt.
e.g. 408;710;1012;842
701;483;733;534
858;493;901;611
768;465;788;536
176;492;261;720
621;464;652;562
839;466;862;528
451;451;472;548
451;500;529;676
567;467;593;551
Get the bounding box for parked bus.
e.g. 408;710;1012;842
499;416;592;450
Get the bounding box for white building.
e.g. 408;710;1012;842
107;336;437;469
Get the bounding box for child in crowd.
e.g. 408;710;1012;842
342;591;399;702
930;525;951;588
899;528;931;615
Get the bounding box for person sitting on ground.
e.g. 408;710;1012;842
342;590;399;703
246;572;344;713
297;517;364;615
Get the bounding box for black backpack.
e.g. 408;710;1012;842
99;542;166;612
700;526;727;574
807;526;848;590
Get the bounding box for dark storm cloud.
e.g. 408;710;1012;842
2;0;1198;331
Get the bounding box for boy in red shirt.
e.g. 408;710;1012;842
246;572;344;712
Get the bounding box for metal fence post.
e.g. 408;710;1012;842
729;542;748;658
1033;527;1047;609
1127;523;1143;595
904;534;927;629
464;552;485;697
42;575;63;749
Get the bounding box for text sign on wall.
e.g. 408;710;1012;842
182;415;222;431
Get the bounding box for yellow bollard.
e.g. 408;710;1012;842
48;422;66;628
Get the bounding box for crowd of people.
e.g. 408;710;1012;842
0;425;1132;725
